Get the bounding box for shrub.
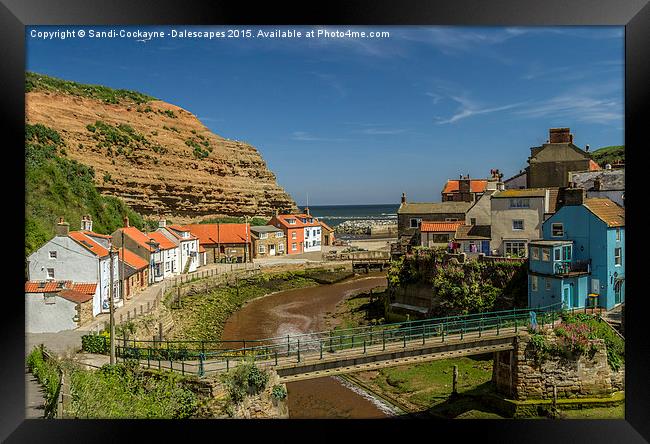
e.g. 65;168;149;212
271;384;287;400
225;362;270;404
81;334;109;354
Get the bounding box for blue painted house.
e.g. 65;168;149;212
528;192;624;311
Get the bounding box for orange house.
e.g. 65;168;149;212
267;214;307;255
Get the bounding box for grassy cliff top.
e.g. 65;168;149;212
591;145;624;167
26;71;156;104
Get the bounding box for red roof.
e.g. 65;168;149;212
589;160;602;171
147;231;178;250
68;232;110;257
82;231;112;239
420;221;465;232
442;180;488;194
58;289;93;304
273;214;321;229
198;245;206;253
320;221;334;232
117;226;156;251
182;224;251;245
25;281;97;295
118;248;149;270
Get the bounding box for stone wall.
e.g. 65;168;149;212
493;332;623;400
77;300;94;326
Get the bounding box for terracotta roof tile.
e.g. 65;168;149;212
25;281;96;295
442;179;488;194
58;289;93;304
420;221;464;232
68;232;110;257
589;160;602;171
118;248;149;270
583;198;625;227
117;227;156;251
182;224;250;245
146;231;178;250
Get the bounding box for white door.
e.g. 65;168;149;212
269;244;276;256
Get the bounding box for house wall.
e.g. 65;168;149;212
125;269;148;298
528;144;592;188
398;212;466;238
303;226;322;252
541;206;625;310
420;231;455;247
26;236;111;316
528;273;588;309
25;293;78;333
490;197;545;256
78;299;94;326
285;228;304;255
252;232;286;258
465;192;493;225
504;173;527;189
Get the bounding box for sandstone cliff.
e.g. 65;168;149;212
25;73;297;223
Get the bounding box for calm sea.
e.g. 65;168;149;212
303;204;399;227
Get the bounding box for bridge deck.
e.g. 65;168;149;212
130;326;524;381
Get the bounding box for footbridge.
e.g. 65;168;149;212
112;304;563;382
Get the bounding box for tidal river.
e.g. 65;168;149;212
221;273;395;418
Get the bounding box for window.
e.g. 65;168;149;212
545;279;552;291
276;232;283;238
292;242;297;251
470;218;476;225
554;248;561;261
260;233;268;239
562;245;572;261
46;268;55;280
552;223;564;237
278;243;284;252
258;244;266;254
445;218;459;222
616;228;621;242
542;248;550;261
512;219;524;230
410;218;421;228
287;219;296;225
531;275;538;291
531;246;540;260
504;241;527;257
49;251;57;259
292;232;297;240
614;247;622;266
509;198;530;208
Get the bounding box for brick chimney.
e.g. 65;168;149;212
81;215;93;232
158;218;166;228
55;217;70;237
549;128;573;144
459;176;471;193
593;178;602;191
123;215;130;227
401;192;407;204
562;188;585;206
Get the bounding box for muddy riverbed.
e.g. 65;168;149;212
221;273;395;418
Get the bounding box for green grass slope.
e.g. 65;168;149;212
591;145;624;167
25;123;150;258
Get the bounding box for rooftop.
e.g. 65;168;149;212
25;281;97;295
68;231;110;257
529;240;573;246
454;224;491;240
182;223;251;244
250;225;283;234
398;201;472;215
492;188;548;198
118;248;149;271
583;198;625;227
442;179;488;194
146;231;178;250
420;221;464;233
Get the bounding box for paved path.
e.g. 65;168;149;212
25;369;45;419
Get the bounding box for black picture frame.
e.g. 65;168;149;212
2;0;648;442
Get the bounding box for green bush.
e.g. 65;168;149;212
271;384;287;400
81;334;109;354
225;362;270;404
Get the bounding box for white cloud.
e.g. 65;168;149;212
435;95;525;124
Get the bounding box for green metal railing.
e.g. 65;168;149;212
113;303;564;377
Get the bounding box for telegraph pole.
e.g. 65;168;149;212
109;244;116;365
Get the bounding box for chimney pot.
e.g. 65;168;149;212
159;218;166;228
401;192;407;204
124;215;130;227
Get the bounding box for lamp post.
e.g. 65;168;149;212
108;243;117;365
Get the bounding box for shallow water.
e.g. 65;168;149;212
221;273;392;418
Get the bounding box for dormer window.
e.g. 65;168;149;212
287;219;296;225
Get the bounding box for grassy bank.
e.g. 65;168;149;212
26;346;62;418
166;269;350;342
66;361;198;418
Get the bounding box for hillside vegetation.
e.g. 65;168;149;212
591;145;624;167
25;123;151;258
26;71;155;104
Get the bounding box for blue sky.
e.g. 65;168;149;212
26;26;624;205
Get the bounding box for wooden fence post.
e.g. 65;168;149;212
452;365;458;395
